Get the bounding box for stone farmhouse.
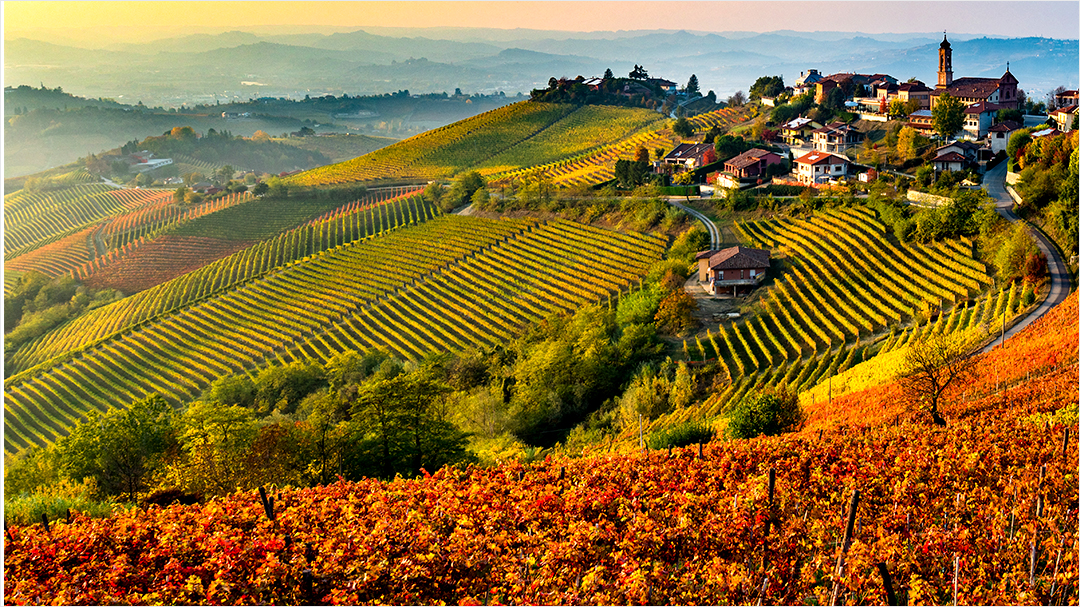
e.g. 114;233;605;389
695;246;771;297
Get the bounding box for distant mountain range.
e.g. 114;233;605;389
5;28;1076;106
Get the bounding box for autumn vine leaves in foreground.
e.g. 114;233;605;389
6;295;1078;605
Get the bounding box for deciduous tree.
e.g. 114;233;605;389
931;92;965;140
898;331;980;426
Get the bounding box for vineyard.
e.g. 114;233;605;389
4;183;130;259
287;102;757;188
6;191;435;375
5;293;1076;605
486;106;756;189
3;215;664;455
621;205;1022;443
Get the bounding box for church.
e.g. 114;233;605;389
929;33;1020;110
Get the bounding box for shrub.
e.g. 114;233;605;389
726;389;804;439
647;421;714;450
4;478;113;526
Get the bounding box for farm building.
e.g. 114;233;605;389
695;246;771;297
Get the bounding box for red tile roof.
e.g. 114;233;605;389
934;77;1002;100
989;120;1022;132
964;100;1002;114
934;152;967;163
724;149;780;170
696;246;770;270
794;151;848;166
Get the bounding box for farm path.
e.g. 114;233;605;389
666;198;719;249
980;161;1070;353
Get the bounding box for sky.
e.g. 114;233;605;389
5;1;1079;40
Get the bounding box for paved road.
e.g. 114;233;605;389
667;198;720;249
980;161;1070;353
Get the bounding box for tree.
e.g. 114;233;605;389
603;68;614;80
749;75;784;100
896;126;926;162
252;130;272;142
654;288;697;335
727;91;747;107
672;116;694;138
56;395;177;502
888;98;911;120
685;74;701;98
898;331;980;426
931;92;965;140
726;389;804;439
251;182;269;196
629;65;649;80
996;108;1023;125
347;371;472;479
1006;128;1032;162
173;185;189;203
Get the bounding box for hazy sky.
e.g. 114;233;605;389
5;1;1079;40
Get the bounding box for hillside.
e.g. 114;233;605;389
287;102;755;187
6;292;1076;605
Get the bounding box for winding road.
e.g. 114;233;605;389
665;164;1070;355
667;198;720;249
980;161;1070;353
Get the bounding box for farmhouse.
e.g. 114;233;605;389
962;101;1002;139
695;246;771;297
660;142;715;171
794;151;849;185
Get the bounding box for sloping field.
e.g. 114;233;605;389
281;218;666;363
4;226;97;277
7;192;434;375
4;183;123;258
3;216;663;455
7;294;1077;605
288;102;577;185
622;205;1015;442
82;235;255;294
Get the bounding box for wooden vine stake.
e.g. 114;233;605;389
952;555;959;606
1063;427;1070;460
830;489;860;606
876;562;897;606
40;513;50;534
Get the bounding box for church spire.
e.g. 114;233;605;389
937;32;953;88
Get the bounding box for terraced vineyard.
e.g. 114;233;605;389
8;192;435;375
4;183;126;258
289;102;577;185
620;205;1011;444
488;105;758;188
4;226;97;277
3;216;663;454
281;219;667;363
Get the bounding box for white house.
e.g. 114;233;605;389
962;101;1001;139
988;120;1022;154
794;151;849;185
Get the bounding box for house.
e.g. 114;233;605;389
647;78;678;95
988;120;1022;153
907;109;935;134
794;151;849;185
695;246;771;297
931;34;1019;109
1050;105;1077;132
932;151;968;173
1055;90;1078;108
780;117;818;145
811;122;862;153
896;82;932;110
936;140;981;164
661;142;715;171
191;182;214;193
962;101;1002;139
794;69;823;95
715;149;783;188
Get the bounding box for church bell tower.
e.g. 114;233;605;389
937;32;953;89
